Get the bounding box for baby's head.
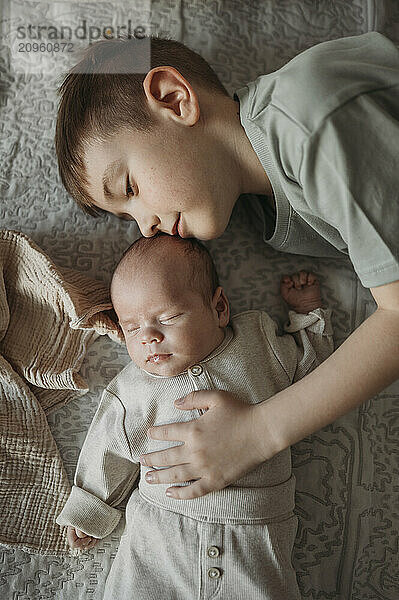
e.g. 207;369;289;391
111;234;229;376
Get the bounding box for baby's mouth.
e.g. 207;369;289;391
147;354;172;364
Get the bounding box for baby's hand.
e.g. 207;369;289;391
66;525;99;550
280;271;322;314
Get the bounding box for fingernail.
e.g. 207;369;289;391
175;398;184;405
145;473;153;482
166;490;173;497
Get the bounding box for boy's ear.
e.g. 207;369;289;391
212;286;230;327
143;66;200;126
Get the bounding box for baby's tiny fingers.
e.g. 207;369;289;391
83;537;98;548
299;271;308;285
292;273;301;289
75;529;87;539
281;276;293;289
307;273;317;285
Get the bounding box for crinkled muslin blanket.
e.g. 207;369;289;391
0;230;121;555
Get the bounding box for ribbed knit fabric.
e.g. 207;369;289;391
0;230;121;555
57;308;333;536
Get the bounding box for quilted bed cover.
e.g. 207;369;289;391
0;1;398;598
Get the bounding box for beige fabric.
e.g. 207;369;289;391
0;230;121;555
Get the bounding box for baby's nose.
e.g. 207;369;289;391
140;327;164;344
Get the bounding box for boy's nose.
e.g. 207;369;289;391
140;327;164;344
136;214;160;238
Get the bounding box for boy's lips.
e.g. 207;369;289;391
171;215;180;236
171;213;187;238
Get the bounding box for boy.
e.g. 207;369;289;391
55;34;399;499
56;233;333;599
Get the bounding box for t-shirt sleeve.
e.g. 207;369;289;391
299;84;399;288
56;388;140;539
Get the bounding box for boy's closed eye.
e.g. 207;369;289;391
125;174;136;199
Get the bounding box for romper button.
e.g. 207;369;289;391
207;546;220;558
190;365;203;376
208;567;221;579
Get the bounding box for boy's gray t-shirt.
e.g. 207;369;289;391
235;32;399;288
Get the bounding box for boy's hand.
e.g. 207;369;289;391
141;390;271;500
66;525;99;550
280;271;322;313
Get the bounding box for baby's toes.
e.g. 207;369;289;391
307;272;317;285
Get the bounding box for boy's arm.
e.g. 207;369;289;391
260;279;399;452
139;281;398;499
56;389;139;539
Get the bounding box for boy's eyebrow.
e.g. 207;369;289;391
102;160;122;203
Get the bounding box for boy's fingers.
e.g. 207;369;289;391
145;465;198;486
140;444;185;468
166;478;217;500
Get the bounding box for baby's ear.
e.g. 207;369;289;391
213;286;230;327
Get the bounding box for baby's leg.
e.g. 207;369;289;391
222;514;301;599
104;490;200;600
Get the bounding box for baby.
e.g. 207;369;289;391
56;233;333;600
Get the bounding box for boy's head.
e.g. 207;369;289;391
56;37;242;241
111;233;229;376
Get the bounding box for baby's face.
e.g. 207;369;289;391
112;268;226;377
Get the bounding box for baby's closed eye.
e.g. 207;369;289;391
160;314;183;324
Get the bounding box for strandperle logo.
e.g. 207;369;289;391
8;1;153;74
16;19;146;44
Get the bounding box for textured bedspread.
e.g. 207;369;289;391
0;1;398;598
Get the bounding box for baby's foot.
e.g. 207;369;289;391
280;271;322;314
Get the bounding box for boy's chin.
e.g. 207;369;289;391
195;228;224;242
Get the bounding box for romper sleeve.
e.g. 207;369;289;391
261;307;334;383
56;389;139;539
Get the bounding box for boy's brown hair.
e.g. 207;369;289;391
55;37;228;216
